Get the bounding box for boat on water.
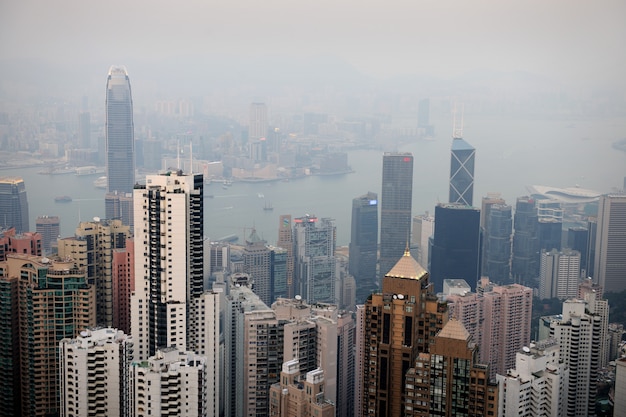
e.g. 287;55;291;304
54;195;72;203
93;176;107;189
263;201;274;211
75;166;105;176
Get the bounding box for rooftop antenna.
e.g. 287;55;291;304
452;101;464;139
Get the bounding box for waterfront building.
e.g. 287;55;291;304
59;328;134;417
131;171;204;360
270;245;289;301
594;194;626;292
105;66;135;195
208;240;230;277
35;215;60;254
483;203;512;284
58;218;131;327
430;203;481;292
131;348;210;417
539;248;581;300
293;215;337;304
0;177;29;233
249;102;268;140
511;196;539;286
360;249;448;417
269;360;335;417
276;214;295;297
411;212;434;270
0;254;95;417
404;319;498;417
496;338;568;417
550;298;607;417
379;152;413;278
349;191;379;303
78;111;91;148
243;228;272;305
449;137;475;206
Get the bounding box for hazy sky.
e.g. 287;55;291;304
2;0;625;90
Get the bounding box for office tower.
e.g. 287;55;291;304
243;228;272;305
222;274;284;417
550;298;606;417
1;254;95;417
293;215;337;304
380;152;413;278
449;137;475;206
511;196;539;286
586;217;597;278
496;338;568;417
35;215;60;254
360;249;448;417
269;360;336;417
483;203;512;283
0;177;29;233
404;319;499;417
112;238;134;334
270;245;289;301
537;217;562;252
594;194;626;292
539;248;581;300
430;203;481;292
105;191;134;227
78;111;91;148
249;102;268;140
131;171;204;360
411;212;434;270
0;229;41;261
277;214;295;297
131;348;210;417
616;358;626;417
105;66;135;195
59;328;134;417
480;193;506;229
481;283;532;380
349;192;379;303
568;226;589;275
58;218;131;327
208;241;230;276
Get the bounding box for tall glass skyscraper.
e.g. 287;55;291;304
380;152;413;278
511;196;539;286
0;177;29;233
105;66;135;195
349;191;379;303
449;137;475;206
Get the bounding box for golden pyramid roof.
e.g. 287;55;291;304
437;318;471;341
385;248;428;280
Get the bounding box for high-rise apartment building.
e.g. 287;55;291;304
105;191;134;227
131;171;204;360
411;212;434;271
539;248;581;300
0;228;41;261
483;203;512;283
58;219;130;327
496;338;568;417
0;177;29;233
131;348;210;417
354;304;366;417
59;328;134;417
105;66;135;195
276;214;295;297
430;203;481;292
243;228;272;304
511;196;539;286
269;360;336;417
293;215;337;304
35;215;60;254
112;238;134;334
404;319;499;417
349;192;379;303
360;249;448;417
615;358;626;416
0;254;95;417
594;194;626;292
449;137;475;206
380;152;413;278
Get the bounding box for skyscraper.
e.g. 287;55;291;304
0;177;29;233
430;203;481;292
411;212;434;268
483;203;512;283
594;194;626;292
449;137;475;206
349;191;379;303
276;214;295;297
249;102;268;140
131;171;204;360
360;249;448;417
511;196;539;286
568;226;589;275
35;215;60;254
243;228;272;304
380;152;413;278
105;66;135;206
539;248;581;300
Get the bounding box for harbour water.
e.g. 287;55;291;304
6;115;626;247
